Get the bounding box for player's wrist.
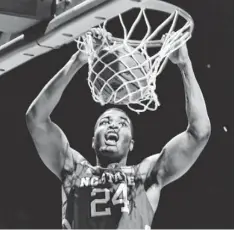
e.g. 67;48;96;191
77;55;88;64
69;52;88;66
177;57;191;68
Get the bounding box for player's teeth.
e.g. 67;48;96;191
107;133;118;141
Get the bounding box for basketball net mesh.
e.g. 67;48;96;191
75;9;192;113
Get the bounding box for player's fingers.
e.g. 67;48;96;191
167;31;185;45
182;21;192;33
87;28;101;39
161;33;167;41
171;31;191;50
106;32;113;43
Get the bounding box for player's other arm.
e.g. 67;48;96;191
142;43;211;188
26;51;87;179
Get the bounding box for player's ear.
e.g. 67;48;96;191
129;139;134;152
92;137;95;149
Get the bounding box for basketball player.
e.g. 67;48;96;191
26;29;211;229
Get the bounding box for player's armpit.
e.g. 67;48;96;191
26;117;84;180
142;128;210;188
62;146;86;178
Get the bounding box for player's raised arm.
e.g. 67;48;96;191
141;42;211;188
25;50;87;179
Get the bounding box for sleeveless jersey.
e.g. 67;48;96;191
62;161;154;229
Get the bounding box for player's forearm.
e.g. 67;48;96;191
26;54;87;123
178;59;211;139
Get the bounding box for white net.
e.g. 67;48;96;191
75;9;193;113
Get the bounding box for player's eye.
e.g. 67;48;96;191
100;120;109;125
120;121;128;127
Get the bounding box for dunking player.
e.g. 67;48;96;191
26;30;211;229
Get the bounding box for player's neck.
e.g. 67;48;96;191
96;156;127;169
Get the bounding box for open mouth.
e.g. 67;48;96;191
105;132;119;145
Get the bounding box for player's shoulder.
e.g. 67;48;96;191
120;165;136;174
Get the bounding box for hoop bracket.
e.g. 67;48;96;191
0;0;194;77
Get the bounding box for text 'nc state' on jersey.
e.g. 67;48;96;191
76;171;136;187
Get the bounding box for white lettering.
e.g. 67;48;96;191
91;177;99;186
101;173;106;184
127;176;135;186
80;177;90;187
114;172;124;182
106;173;115;183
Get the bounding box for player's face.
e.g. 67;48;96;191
92;110;134;160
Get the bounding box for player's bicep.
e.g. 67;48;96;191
158;131;210;186
147;130;209;187
27;119;69;179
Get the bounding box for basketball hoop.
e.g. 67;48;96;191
75;4;194;113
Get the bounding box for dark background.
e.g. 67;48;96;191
0;0;233;228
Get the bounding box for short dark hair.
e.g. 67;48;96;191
94;107;134;137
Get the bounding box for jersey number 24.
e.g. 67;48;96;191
90;183;130;217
